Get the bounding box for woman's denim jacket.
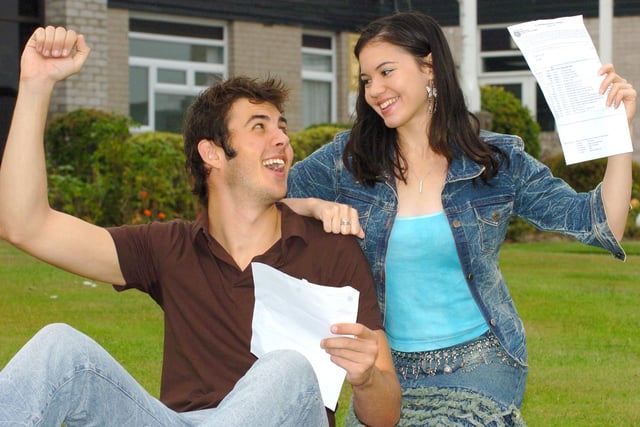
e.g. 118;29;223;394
288;130;626;364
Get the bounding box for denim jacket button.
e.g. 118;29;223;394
490;319;498;326
467;274;474;281
452;220;461;228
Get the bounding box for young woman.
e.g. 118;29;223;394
286;11;635;426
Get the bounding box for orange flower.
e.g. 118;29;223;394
143;209;152;217
631;198;639;209
139;190;149;200
158;212;166;220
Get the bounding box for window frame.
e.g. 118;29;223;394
128;19;228;133
301;32;337;127
478;23;555;131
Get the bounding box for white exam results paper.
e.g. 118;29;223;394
508;15;632;164
250;262;359;411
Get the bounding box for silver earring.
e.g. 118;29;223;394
425;82;437;114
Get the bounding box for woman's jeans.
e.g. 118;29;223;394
0;323;328;427
391;330;528;426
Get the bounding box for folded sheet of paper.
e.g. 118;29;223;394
508;15;632;164
250;262;359;411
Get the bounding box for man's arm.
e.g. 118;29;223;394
321;324;401;427
0;27;125;285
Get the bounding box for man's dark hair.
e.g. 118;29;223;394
183;76;289;206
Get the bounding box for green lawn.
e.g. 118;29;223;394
1;239;639;425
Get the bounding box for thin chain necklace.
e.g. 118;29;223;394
408;156;446;193
409;167;430;193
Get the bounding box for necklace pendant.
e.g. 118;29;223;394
418;180;423;193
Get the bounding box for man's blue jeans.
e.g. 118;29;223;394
0;323;328;426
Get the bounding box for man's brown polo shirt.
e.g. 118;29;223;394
108;203;381;425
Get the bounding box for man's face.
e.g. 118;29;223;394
222;98;292;203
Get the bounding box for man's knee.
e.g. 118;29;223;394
32;323;85;347
256;350;325;424
257;349;320;395
24;323;97;364
263;350;315;379
3;323;89;375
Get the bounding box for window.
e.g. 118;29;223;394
129;18;227;133
302;33;336;128
478;26;554;131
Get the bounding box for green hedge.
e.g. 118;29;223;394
45;109;132;179
46;108;637;241
96;131;198;225
46;109;132;224
481;85;541;159
46;109;197;226
290;124;350;163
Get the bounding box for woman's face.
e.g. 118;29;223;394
358;40;433;131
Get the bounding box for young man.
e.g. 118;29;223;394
0;27;401;427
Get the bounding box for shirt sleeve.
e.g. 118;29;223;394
107;223;163;300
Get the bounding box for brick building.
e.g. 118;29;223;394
1;0;639;159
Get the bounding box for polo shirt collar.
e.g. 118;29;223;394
191;202;310;269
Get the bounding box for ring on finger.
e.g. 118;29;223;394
341;219;351;226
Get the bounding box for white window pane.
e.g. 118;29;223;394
303;53;332;72
194;45;224;64
130;39;223;64
155;93;196;133
158;69;186;84
195;72;223;86
303;80;331;128
130;66;149;126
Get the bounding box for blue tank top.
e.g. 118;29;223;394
385;211;488;352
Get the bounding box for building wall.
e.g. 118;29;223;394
335;33;354;124
42;0;640;160
228;21;303;130
107;8;130;117
45;0;109;116
610;16;640;158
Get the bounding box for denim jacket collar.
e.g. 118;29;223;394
447;154;485;184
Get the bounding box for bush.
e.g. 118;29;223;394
481;85;541;159
45;109;198;226
505;217;540;242
544;154;608;192
290;124;350;163
105;132;198;225
47;165;94;221
45;109;132;179
46;109;133;223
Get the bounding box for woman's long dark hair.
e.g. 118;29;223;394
346;11;502;186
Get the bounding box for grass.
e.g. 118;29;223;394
1;239;639;425
0;241;164;396
499;240;640;426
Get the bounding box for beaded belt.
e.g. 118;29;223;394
391;331;502;379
